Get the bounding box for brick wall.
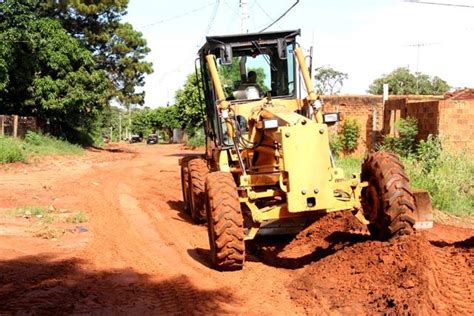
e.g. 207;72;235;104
438;99;474;154
320;92;474;155
321;95;383;153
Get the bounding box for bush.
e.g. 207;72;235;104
329;134;344;157
416;135;442;173
0;137;27;163
378;117;418;157
341;118;360;153
186;129;205;147
329;118;361;156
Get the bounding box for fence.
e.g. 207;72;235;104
0;115;38;138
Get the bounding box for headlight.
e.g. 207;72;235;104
323;112;340;124
263;119;279;129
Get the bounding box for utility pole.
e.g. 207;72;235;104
240;0;249;33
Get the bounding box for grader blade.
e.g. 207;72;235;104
413;189;433;230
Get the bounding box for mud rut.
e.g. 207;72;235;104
0;145;472;314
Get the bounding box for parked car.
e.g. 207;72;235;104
147;134;159;145
129;134;142;144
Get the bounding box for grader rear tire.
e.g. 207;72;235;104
188;158;209;223
361;151;416;240
205;172;245;271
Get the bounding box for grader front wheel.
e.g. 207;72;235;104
188;158;209;223
205;172;245;271
361;151;417;240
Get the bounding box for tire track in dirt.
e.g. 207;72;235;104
424;236;474;314
1;144;472;314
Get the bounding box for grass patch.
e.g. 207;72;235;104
0;137;27;163
335;155;362;177
0;132;83;164
13;206;48;217
67;211;87;224
23;131;83;156
403;151;473;217
336;151;474;217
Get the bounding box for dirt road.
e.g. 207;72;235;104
0;144;472;314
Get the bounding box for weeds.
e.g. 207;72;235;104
403;150;473;217
186;129;205;147
23;131;83;156
0;137;27;163
0;132;83;164
13;206;48;217
68;211;87;224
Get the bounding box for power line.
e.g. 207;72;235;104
259;0;299;32
139;2;215;29
204;0;220;35
404;0;474;8
254;0;282;30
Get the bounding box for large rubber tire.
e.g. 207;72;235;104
361;151;416;240
188;158;209;223
180;163;191;214
205;172;245;271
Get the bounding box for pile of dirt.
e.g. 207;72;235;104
252;212;473;314
289;234;430;314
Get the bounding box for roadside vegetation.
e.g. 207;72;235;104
334;118;473;217
0;132;82;164
0;0;152;145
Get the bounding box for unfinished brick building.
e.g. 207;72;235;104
321;89;474;155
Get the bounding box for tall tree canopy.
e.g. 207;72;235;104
42;0;153;107
0;0;153;143
0;0;108;142
314;66;348;95
368;67;450;95
174;73;206;133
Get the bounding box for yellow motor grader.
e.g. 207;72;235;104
180;30;432;271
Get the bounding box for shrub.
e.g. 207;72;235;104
0;137;27;163
416;135;442;173
378;117;418;157
341;118;360;153
329;134;344;157
396;117;418;156
187;129;205;147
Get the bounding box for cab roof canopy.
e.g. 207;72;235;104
198;29;300;56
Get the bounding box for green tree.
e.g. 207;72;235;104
0;0;108;143
42;0;153;107
175;73;206;134
153;106;180;142
131;107;152;137
368;67;450;95
314;66;348;95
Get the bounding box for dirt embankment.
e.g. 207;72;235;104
0;144;472;314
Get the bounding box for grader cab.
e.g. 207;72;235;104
180;30;432;271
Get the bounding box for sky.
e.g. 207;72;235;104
123;0;474;108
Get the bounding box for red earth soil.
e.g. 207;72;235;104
0;144;472;314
